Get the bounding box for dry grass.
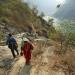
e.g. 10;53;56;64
53;42;75;75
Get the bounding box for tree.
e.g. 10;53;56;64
32;6;38;15
40;12;45;18
48;18;54;26
58;20;75;52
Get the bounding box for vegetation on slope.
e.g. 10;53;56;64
0;0;56;40
0;0;33;30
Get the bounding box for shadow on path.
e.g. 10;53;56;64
19;64;32;75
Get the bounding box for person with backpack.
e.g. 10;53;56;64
21;38;33;65
6;33;19;58
20;36;24;56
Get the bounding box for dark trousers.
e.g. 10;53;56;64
8;44;19;58
10;48;19;58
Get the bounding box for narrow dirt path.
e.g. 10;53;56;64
8;57;25;75
8;46;65;75
0;37;65;75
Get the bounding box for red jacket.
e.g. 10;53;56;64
22;41;33;60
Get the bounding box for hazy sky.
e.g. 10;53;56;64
24;0;66;16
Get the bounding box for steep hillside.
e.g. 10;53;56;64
0;0;34;31
0;0;55;39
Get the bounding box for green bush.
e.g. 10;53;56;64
0;31;4;41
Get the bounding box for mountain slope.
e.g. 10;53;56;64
0;0;33;31
0;0;56;39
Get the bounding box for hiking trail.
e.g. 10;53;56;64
0;37;65;75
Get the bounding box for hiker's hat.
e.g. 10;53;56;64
8;33;12;37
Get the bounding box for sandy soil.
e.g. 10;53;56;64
0;38;65;75
8;46;65;75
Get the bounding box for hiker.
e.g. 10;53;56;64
20;36;24;56
21;38;33;65
6;33;19;58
